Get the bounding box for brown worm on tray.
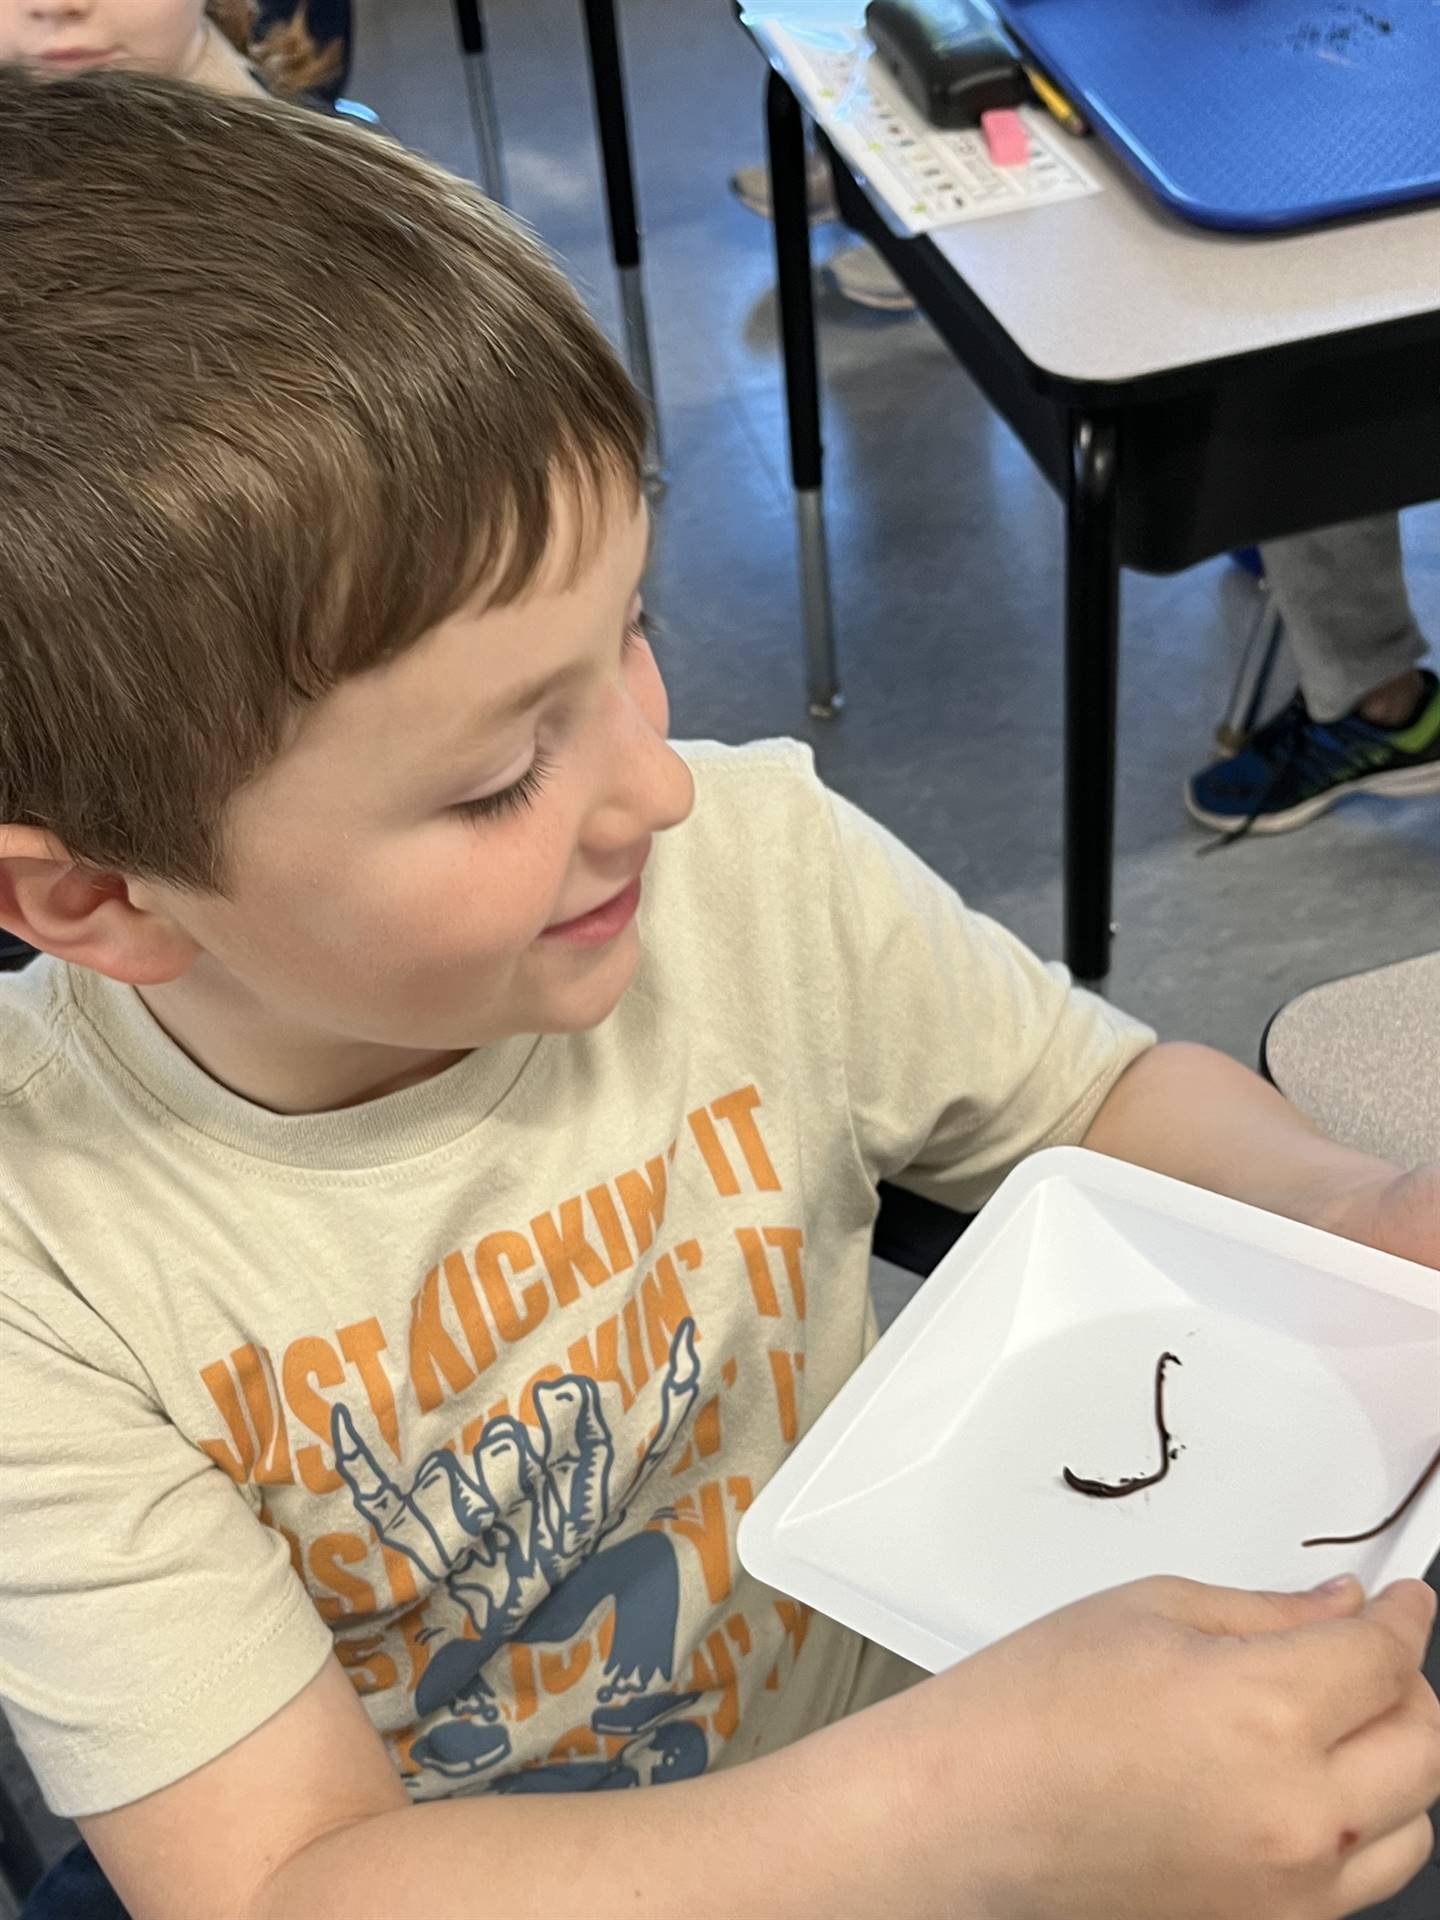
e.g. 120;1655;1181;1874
1063;1352;1182;1499
1302;1440;1440;1549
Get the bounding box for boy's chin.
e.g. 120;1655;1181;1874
531;933;641;1036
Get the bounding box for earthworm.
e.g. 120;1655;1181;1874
1302;1440;1440;1548
1063;1352;1182;1499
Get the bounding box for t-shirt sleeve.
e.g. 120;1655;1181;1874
0;1267;333;1817
822;787;1155;1215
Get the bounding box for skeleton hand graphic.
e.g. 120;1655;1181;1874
332;1319;700;1670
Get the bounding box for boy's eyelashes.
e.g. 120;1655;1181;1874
453;748;556;825
452;610;650;828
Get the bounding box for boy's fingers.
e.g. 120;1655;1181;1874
1141;1571;1367;1638
1153;1574;1434;1655
1368;1578;1440;1652
1333;1815;1438;1918
1326;1682;1440;1846
1246;1603;1436;1747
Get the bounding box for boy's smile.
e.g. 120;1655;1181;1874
118;493;694;1113
540;869;648;945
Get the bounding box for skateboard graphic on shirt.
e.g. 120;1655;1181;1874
331;1319;707;1786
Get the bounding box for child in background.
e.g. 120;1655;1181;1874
1;67;1438;1920
0;0;340;98
1188;516;1440;838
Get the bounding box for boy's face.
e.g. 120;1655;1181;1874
0;0;206;75
135;496;696;1056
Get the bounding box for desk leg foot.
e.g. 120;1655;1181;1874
617;262;664;484
797;490;841;718
1064;412;1121;986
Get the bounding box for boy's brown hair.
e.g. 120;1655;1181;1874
0;66;645;890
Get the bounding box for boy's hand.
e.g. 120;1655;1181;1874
847;1573;1439;1920
1323;1163;1440;1271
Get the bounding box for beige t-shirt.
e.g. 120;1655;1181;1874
0;742;1152;1817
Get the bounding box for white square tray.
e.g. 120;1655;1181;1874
738;1148;1440;1672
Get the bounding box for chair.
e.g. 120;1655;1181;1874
872;1181;968;1277
0;1767;45;1906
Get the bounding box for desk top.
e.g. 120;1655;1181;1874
745;7;1440;386
1264;952;1440;1170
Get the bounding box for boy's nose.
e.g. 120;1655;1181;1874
586;736;695;856
647;742;697;835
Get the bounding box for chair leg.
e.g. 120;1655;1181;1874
451;0;509;205
1216;595;1285;754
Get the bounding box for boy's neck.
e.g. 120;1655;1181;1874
135;968;469;1115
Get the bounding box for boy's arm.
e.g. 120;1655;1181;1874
82;1578;1440;1920
1082;1042;1438;1268
81;1651;926;1920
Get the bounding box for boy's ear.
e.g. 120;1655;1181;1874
0;825;200;985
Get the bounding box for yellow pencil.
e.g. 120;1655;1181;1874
1023;63;1088;136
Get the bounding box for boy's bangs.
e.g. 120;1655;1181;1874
302;444;642;703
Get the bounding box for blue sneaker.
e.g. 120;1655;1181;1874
1186;670;1440;841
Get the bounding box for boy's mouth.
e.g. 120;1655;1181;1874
541;873;645;947
38;48;118;69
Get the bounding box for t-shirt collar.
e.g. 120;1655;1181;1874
64;963;543;1172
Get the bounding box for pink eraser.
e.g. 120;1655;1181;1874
981;108;1030;168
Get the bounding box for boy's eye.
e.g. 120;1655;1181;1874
453;614;644;826
454;748;555;825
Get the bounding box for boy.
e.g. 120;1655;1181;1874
1;65;1437;1920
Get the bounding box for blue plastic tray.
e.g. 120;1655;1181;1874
993;0;1440;231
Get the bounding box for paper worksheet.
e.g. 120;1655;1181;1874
753;19;1102;236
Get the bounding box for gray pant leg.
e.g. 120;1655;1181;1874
1258;514;1429;724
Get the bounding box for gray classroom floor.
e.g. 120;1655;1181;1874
3;1;1437;1906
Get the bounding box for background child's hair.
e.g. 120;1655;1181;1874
208;0;342;98
0;67;646;891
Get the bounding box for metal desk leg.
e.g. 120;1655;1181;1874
451;0;509;206
765;70;841;718
1064;413;1120;986
581;0;663;480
